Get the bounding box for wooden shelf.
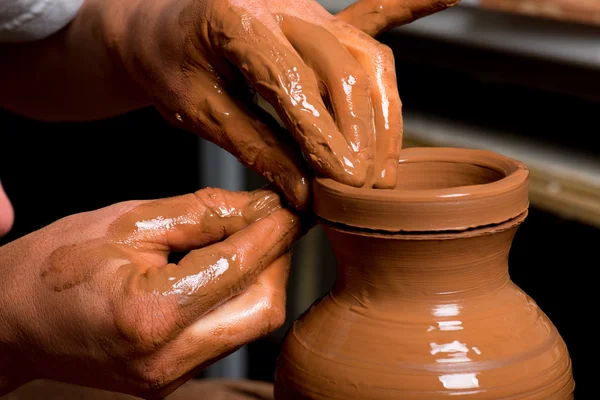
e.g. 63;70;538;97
403;110;600;228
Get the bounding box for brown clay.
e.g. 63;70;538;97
274;147;574;399
313;147;529;232
216;9;369;187
207;1;405;190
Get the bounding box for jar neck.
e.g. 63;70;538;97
324;223;520;304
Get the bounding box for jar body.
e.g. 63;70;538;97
273;222;574;399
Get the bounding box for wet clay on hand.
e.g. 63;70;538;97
107;0;406;205
274;148;574;399
0;187;307;398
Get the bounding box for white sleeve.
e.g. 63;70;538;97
0;0;84;43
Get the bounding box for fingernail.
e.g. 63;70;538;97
276;174;311;211
378;158;399;189
245;192;282;222
340;156;367;187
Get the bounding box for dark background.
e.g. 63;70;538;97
1;15;597;398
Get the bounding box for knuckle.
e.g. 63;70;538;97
261;292;286;334
372;42;394;61
236;138;270;170
136;361;175;390
193;187;230;208
192;187;240;225
126;361;177;399
112;296;181;354
352;69;371;93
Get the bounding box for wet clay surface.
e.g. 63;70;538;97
275;216;574;398
43;188;287;300
274;148;574;399
313;147;530;232
213;9;368;187
37;188;304;346
128;0;405;205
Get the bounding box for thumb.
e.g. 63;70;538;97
120;207;305;338
136;207;303;312
336;0;460;37
107;186;283;252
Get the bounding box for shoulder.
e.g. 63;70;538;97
0;0;84;43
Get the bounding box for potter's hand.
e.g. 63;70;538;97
0;188;304;398
108;0;403;204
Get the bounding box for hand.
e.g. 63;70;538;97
0;187;306;398
104;0;404;208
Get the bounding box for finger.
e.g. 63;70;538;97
280;16;375;183
108;186;283;252
138;253;291;400
332;24;402;188
135;209;301;319
216;15;367;187
336;0;461;37
156;66;311;209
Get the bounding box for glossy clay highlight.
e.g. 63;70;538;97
274;148;574;399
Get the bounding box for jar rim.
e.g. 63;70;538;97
313;147;529;232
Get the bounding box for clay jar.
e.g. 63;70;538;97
273;147;574;399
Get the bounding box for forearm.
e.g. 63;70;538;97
0;243;31;395
0;0;149;122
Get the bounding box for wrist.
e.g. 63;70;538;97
78;0;151;113
0;0;151;120
101;0;195;101
100;0;168;95
0;249;30;395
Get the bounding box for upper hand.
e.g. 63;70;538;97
0;187;305;398
105;0;404;208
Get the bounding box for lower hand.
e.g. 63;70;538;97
0;187;306;399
